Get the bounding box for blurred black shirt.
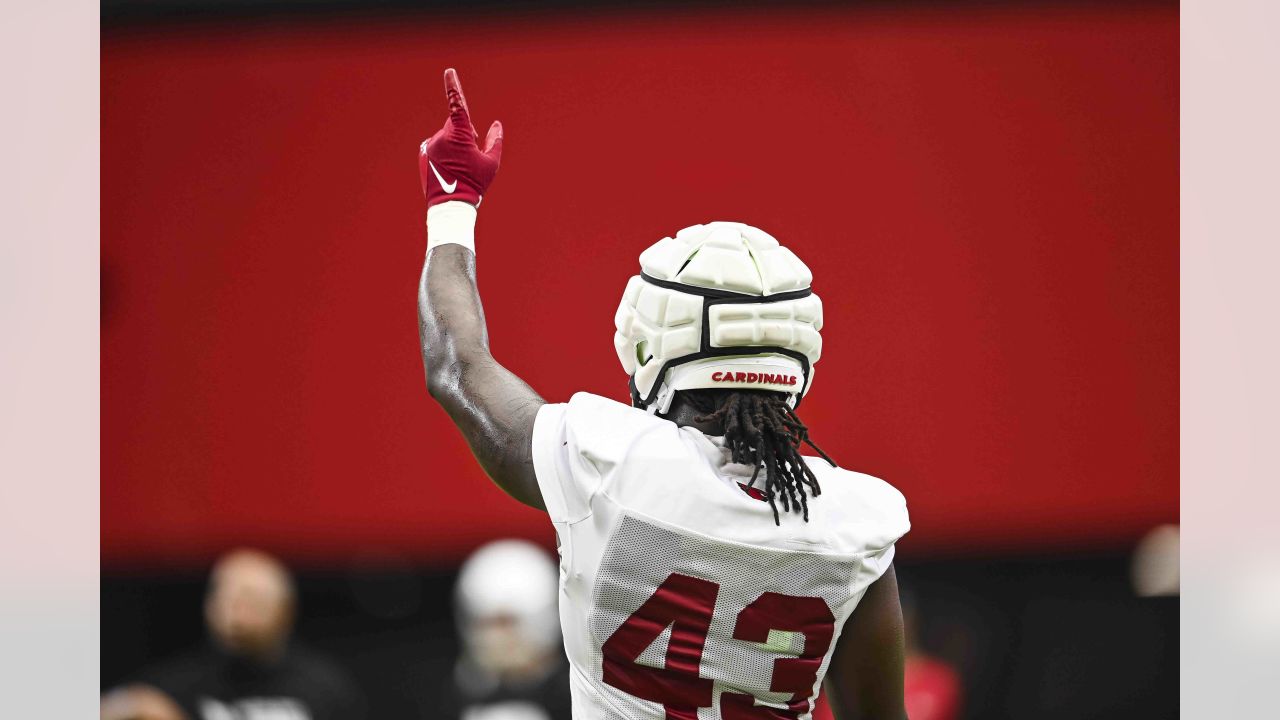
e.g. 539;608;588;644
443;656;572;720
138;643;365;720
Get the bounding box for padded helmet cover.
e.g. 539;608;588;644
613;222;823;413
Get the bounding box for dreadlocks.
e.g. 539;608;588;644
682;389;837;525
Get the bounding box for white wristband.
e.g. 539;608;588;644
426;200;478;253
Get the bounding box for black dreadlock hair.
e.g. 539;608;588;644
681;388;837;525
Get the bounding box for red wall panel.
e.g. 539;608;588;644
102;5;1178;566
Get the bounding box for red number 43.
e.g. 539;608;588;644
602;572;836;719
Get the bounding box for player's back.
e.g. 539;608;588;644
533;392;910;720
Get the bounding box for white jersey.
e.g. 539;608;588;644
531;393;910;720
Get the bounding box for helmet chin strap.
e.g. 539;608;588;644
646;381;679;416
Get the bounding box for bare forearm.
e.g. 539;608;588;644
418;244;490;395
417;243;546;509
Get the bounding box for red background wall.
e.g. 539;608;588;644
102;4;1178;567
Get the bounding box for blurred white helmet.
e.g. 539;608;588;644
614;222;824;414
455;539;560;674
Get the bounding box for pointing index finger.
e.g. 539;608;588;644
443;68;472;130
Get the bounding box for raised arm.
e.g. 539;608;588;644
417;69;545;510
824;564;909;720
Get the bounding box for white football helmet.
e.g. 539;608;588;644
455;539;560;674
614;222;823;414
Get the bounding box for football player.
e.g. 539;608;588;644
417;69;911;720
448;540;573;719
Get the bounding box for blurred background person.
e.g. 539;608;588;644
444;539;571;720
101;684;188;720
102;549;365;720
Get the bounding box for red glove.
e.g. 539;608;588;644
419;68;503;208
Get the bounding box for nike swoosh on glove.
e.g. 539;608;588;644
418;68;503;208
